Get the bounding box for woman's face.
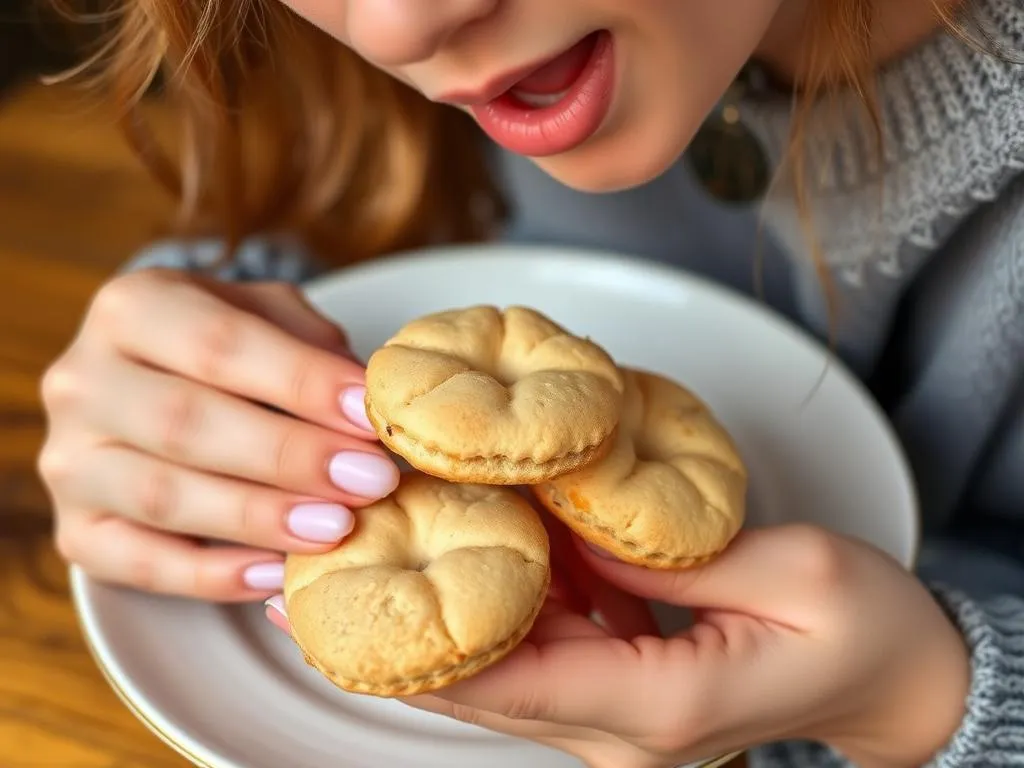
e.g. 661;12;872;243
279;0;789;192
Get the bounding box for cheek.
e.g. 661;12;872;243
532;0;783;192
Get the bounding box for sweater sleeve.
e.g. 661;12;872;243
747;586;1024;768
118;236;325;284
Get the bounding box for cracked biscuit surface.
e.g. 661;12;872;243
283;473;550;697
364;305;624;484
532;368;748;568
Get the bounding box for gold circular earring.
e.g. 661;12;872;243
686;65;770;205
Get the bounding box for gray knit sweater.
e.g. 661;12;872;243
126;0;1024;763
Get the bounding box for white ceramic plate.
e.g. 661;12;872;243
71;243;919;768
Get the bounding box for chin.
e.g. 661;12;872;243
527;111;701;194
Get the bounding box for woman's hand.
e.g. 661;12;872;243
38;268;400;602
405;526;972;768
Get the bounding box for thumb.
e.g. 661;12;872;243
576;525;844;625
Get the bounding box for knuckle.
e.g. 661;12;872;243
90;274;144;327
503;689;548;721
154;382;203;459
39;359;83;411
786;524;849;588
190;304;243;382
636;641;710;752
233;485;271;543
657;697;708;754
287;353;320;408
644;728;689;758
270;422;307;486
37;444;74;488
448;703;483;727
135;462;178;527
189;558;226;601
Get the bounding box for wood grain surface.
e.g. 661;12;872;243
0;80;188;767
0;81;746;768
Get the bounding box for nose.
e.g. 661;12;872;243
346;0;499;67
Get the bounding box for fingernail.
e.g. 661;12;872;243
329;451;399;499
265;594;287;619
340;386;375;433
287;502;354;543
243;561;285;591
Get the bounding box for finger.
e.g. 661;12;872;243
259;581;637;736
403;693;592;744
260;591;604;739
59;512;285;601
582;573;662;640
547;565;593;617
90;359;399;503
544;514;659;638
217;282;358;362
268;580;655;737
542;513;594;616
431;635;679;734
527;601;609;644
404;695;646;768
254;595;576;753
94;271;374;436
576;525;850;626
70;444;355;551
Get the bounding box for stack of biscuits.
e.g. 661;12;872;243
284;306;747;697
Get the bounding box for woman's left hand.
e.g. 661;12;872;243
268;523;972;768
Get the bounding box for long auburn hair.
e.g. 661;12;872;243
51;1;959;267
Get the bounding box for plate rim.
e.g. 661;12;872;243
70;565;227;768
70;562;741;768
71;241;921;768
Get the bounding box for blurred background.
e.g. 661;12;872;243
1;4;191;765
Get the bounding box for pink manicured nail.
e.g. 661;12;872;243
264;594;290;634
287;503;354;543
265;594;287;619
329;452;399;499
243;562;285;591
340;386;375;433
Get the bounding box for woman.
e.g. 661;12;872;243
39;1;1023;765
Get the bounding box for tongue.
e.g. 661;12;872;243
512;34;598;95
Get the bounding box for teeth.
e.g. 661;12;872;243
510;88;569;108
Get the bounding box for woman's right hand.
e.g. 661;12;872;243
38;268;400;602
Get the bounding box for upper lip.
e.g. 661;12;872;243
435;41;584;106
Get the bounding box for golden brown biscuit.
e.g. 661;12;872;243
532;368;747;568
364;305;624;484
284;473;550;697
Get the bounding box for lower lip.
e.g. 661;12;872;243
471;31;615;157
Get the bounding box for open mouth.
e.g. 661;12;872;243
468;31;616;157
506;32;601;107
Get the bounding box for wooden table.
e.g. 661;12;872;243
0;81;189;767
0;81;745;768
